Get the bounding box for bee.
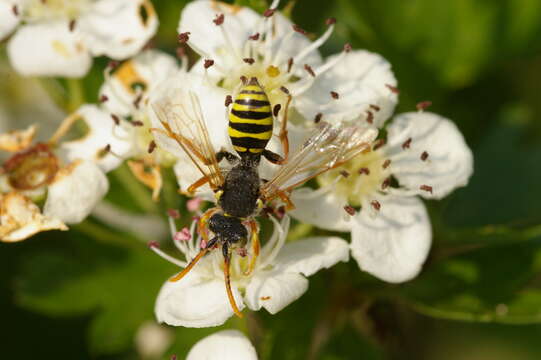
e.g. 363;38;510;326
151;77;377;318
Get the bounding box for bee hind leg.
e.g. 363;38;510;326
223;242;244;318
244;219;260;276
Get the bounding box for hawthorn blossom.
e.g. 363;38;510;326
0;114;110;242
291;111;474;282
153;211;349;327
177;0;397;127
186;330;258;360
64;49;182;199
1;0;158;77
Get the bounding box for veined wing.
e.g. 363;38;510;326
151;91;224;191
261;122;378;202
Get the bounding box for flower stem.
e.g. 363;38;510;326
66;78;84;112
74;220;139;249
113;164;160;214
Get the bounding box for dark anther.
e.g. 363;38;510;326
263;8;275;17
12;4;18;16
132;120;144;127
108;60;119;69
240;75;248;84
340;170;350;178
287;58;294;73
402;138;412;150
343;43;352;52
148;241;159;248
373;139;386;151
358;167;370;175
204;59;214;69
249;33;260;40
225;95;233;107
133;94;143;109
171;355;177;360
330;91;339;99
371;200;381;211
178;32;191;43
243;58;255;65
148;140;156;154
273;104;281;117
326;17;337;25
293;24;307;35
99;95;108;103
416;101;432;111
167;209;180;219
369;104;380;111
111;114;120;125
385;84;400;94
420;184;433;194
304;64;315;77
176;46;186;59
366;110;374;124
314;113;322;123
276;206;286;219
381;177;391;190
213;13;224;25
69;19;76;32
280;86;290;95
103;144;111;153
421;151;429;161
382;159;391;169
344;205;356;216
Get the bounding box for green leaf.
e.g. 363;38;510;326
398;239;541;324
15;227;175;354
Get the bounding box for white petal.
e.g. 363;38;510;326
386;112;474;199
295;50;397;127
0;1;20;40
0;192;67;242
244;269;308;314
187;330;257;360
155;269;244;328
274;237;349;277
80;0;158;59
43;160;109;224
100;50;179;117
351;195;431;283
178;0;260;59
289;188;353;232
7;22;91;77
59;105;133;172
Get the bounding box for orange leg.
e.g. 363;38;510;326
169;248;209;282
277;94;292;164
244;220;260;276
223;244;243;318
187;175;211;194
278;191;295;211
198;208;219;244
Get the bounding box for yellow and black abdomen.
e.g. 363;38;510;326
229;79;273;156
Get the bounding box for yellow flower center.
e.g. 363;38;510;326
25;0;90;22
317;150;387;206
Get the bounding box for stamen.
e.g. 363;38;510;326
280;86;290;95
225;95;233;107
178;32;190;43
381;177;391;190
343;43;352;52
187;197;203;212
292;24;307;35
249;33;260;40
133;93;143;109
402;138;412;150
340;170;350;178
358;167;370;175
259;215;290;269
148;140;156;154
69;19;76;32
330;91;339;99
370;200;381;211
369;104;380;111
174;227;192;242
382;159;391;169
287;57;294;73
263;8;275;17
365;110;374;124
386;84;400;94
314;113;322;123
111;114;120;125
304;64;315;77
213;13;224;26
421;151;429;161
416;101;432;111
12;5;18;16
292;21;335;65
132;120;144;127
48;112;81;145
204;59;214;69
99;94;108;103
108;60;120;69
167;209;180;219
343;205;356;216
373;139;385;151
420;184;433;194
243;57;255;65
150;244;187;267
240;75;248;85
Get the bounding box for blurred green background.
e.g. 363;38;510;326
2;0;541;359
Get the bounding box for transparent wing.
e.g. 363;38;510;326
151;91;224;190
261;122;378;201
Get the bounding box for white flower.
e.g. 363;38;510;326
177;0;397;126
290;111;474;282
0;114;110;241
186;330;258;360
152;213;349;327
2;0;158;77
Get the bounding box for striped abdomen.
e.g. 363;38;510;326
229;79;273;155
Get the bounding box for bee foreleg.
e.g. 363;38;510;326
222;242;243;318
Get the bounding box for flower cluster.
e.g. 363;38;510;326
0;0;474;350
